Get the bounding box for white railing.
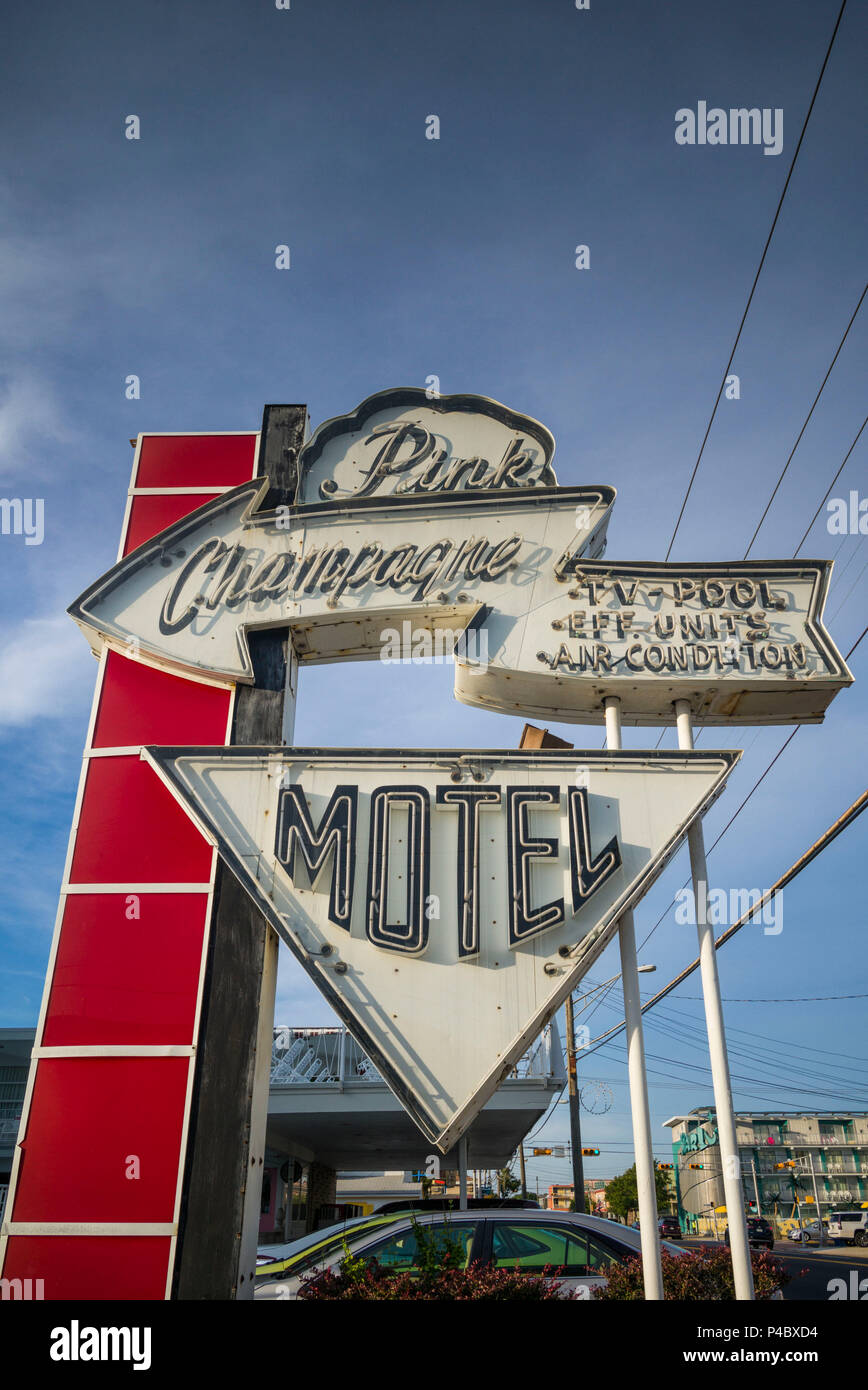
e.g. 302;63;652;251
743;1132;866;1149
270;1028;379;1085
269;1022;563;1087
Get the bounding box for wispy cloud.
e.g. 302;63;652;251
0;371;75;477
0;616;95;726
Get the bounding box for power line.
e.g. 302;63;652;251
636;999;868;1081
651;1003;868;1067
664;0;850;560
792;413;868;555
828;555;868;625
677;993;868;1003
743;283;867;557
638;618;867;954
584;786;868;1057
586;994;868;1103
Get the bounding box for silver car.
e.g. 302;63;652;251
255;1208;685;1300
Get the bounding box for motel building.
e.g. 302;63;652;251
1;1022;564;1238
665;1107;868;1235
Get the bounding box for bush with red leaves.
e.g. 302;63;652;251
593;1245;796;1300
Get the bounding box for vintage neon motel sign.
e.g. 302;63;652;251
60;388;853;1151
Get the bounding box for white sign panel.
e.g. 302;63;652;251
144;745;738;1151
294;386;558;505
463;558;851;725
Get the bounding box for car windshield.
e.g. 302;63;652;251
255;1212;414;1276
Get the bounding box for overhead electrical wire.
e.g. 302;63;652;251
636;621;868;954
581;787;868;1059
742;284;867;558
792;413;868;554
664;0;850;560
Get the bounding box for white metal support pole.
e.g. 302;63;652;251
603;696;664;1300
674;698;755;1300
458;1135;468;1211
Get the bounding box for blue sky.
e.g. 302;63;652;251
1;0;866;1185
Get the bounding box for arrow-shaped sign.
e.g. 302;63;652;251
68;475;615;685
143;744;738;1151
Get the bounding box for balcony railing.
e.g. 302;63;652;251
740;1132;866;1149
747;1162;864;1178
270;1022;563;1088
0;1117;22;1143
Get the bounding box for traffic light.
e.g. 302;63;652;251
657;1163;674;1170
532;1148;553;1156
688;1163;704;1169
581;1148;600;1156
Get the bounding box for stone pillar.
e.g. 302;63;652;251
306;1163;337;1233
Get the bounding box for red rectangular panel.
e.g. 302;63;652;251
135;433;257;489
42;894;210;1046
92;650;231;748
69;756;213;884
13;1058;189;1222
1;1236;171;1300
123;492;221;555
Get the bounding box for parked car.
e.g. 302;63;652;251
255;1208;687;1300
658;1215;682;1239
827;1210;868;1246
256;1198;541;1281
724;1216;774;1251
256;1210;415;1281
374;1196;540;1214
787;1219;829;1244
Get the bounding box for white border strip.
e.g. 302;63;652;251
63;883;212;894
4;1223;177;1237
130;486;234;496
32;1046;196;1059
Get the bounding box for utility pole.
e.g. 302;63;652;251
518;1144;528;1199
750;1159;761;1218
565;993;586;1211
807;1155;824;1245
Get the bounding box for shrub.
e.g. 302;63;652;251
298;1262;570;1300
593;1246;796;1300
298;1219;569;1300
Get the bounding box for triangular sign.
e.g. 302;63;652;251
144;745;738;1152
